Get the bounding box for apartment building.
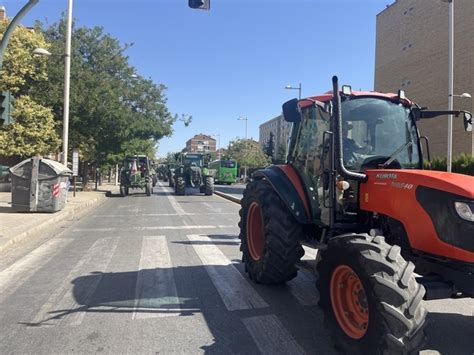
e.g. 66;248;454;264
375;0;474;157
184;134;216;153
259;114;292;160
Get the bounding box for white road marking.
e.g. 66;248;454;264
302;245;318;261
30;237;118;327
93;213;236;217
73;225;236;232
242;314;306;354
158;181;187;215
187;234;268;311
0;239;72;305
133;236;180;319
287;272;319;306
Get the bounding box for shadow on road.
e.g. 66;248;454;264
17;259;471;354
423;312;474;354
214;185;245;196
19;263;334;353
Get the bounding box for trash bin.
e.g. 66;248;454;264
9;157;72;212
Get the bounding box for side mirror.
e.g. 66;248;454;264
282;98;301;123
464;112;473;132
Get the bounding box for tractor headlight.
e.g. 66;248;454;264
454;201;474;222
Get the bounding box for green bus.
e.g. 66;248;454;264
209;159;237;184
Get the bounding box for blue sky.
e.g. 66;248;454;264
4;0;388;157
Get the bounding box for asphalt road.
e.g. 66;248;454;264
0;182;472;354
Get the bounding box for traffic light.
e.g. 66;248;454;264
0;91;13;126
188;0;210;10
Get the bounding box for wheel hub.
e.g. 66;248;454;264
246;202;265;261
330;265;369;339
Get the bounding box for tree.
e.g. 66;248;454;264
264;132;275;158
226;138;271;171
32;21;177;166
275;142;287;164
0;95;60;157
0;20;61;160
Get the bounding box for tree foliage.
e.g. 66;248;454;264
0;20;60;158
28;20;180;166
264;132;275;158
226;138;271;169
0;95;60;156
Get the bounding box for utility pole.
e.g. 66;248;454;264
238;116;248;182
62;0;73;167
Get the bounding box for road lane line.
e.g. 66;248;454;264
242;314;305;354
133;236;180;319
72;225;236;232
0;239;72;305
93;213;236;217
302;246;318;261
158;181;186;215
29;237;118;327
187;234;268;311
287;272;319;306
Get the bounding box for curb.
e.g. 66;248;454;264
0;191;110;253
214;190;241;204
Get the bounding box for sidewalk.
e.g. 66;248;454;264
0;183;119;253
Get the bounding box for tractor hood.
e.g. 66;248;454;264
360;169;474;262
365;169;474;199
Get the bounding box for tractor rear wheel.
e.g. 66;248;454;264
239;179;304;284
175;176;185;196
317;234;426;354
204;176;214;196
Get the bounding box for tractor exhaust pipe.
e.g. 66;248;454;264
332;76;367;182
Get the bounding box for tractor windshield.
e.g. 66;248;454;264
184;154;203;167
341;97;421;170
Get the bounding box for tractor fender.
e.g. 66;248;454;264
253;165;311;224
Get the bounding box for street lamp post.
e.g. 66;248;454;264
62;0;73;167
237;116;248;182
285;83;302;100
32;0;73;167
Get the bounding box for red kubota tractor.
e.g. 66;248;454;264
239;76;474;354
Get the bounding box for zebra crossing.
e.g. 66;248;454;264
0;227;322;353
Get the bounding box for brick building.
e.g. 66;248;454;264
375;0;474;158
184;134;216;153
259;114;292;160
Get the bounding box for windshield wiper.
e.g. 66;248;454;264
381;142;413;169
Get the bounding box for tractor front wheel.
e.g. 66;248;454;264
204;176;214;196
239;179;304;284
175;176;185;196
146;182;152;196
317;234;426;354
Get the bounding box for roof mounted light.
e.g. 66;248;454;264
342;85;352;95
398;89;406;100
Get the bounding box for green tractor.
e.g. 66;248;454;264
120;155;153;197
167;162;177;188
174;153;214;196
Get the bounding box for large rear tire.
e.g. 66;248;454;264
317;234;427;354
239;179;304;284
204;176;214;196
175;176;185;196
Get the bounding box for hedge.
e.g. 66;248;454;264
424;154;474;176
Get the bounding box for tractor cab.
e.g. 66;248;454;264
283;84;472;227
